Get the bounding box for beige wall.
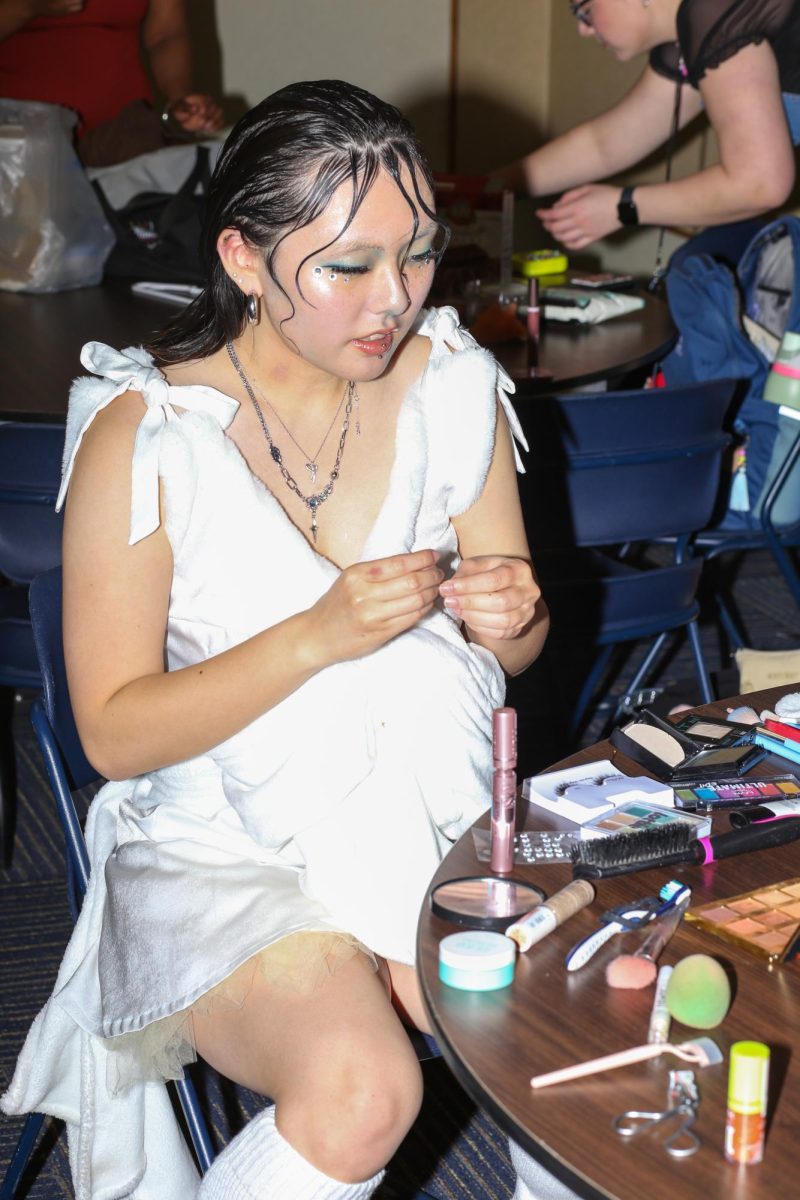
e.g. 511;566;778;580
209;0;452;170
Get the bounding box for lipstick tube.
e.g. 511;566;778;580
490;707;517;875
526;278;540;369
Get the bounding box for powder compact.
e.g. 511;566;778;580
672;713;754;748
430;876;545;931
685;878;800;964
610;709;765;782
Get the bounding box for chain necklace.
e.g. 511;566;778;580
256;381;346;486
226;341;354;545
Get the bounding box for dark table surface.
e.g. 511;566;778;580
493;290;675;398
417;686;800;1200
0;282;675;420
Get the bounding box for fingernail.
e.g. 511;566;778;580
439;581;454;595
443;597;460;611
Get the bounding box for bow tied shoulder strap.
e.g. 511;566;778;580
58;341;239;545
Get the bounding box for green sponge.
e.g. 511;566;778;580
665;954;731;1029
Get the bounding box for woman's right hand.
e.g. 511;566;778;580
303;549;444;668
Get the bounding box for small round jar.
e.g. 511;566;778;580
438;931;516;992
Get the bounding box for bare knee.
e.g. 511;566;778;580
279;1045;423;1182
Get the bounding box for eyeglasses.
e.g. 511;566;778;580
570;0;593;27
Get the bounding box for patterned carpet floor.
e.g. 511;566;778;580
1;546;798;1197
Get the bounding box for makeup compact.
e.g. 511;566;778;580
579;800;711;841
672;713;753;748
685;878;800;964
610;709;766;782
430;876;545;931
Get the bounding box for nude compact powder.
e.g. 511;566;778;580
686;878;800;963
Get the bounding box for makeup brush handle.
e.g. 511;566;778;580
699;817;800;864
531;1043;664;1088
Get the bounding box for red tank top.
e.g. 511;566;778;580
0;0;153;136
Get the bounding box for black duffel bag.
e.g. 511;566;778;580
92;144;211;284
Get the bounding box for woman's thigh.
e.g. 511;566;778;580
191;947;421;1105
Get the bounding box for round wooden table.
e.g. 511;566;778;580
417;686;800;1200
493;290;675;396
0;283;674;420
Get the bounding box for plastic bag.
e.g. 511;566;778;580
0;99;115;292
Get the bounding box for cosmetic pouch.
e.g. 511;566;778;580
610;709;764;781
543;290;644;325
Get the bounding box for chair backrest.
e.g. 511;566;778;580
518;379;736;549
0;422;65;583
29;568;97;792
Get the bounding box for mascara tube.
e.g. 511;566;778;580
526;278;540;369
506;879;595;952
490;707;517;874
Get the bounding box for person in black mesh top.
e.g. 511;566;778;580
495;0;800;250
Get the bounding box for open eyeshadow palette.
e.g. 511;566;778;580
685;877;800;963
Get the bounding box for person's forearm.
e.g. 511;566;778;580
79;608;323;781
146;31;194;104
632;159;794;228
0;0;36;40
466;600;550;678
504;120;639;197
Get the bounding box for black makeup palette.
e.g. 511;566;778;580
672;713;753;748
610;709;765;782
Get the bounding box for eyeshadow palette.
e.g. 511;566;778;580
673;713;752;748
685;878;800;963
579;800;711;841
673;774;800;811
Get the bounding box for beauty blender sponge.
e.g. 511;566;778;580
605;955;657;989
665;954;731;1029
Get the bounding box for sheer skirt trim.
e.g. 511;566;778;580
103;930;376;1094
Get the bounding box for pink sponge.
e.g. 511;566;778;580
605;955;658;989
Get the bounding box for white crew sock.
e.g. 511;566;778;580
198;1105;385;1200
508;1137;580;1200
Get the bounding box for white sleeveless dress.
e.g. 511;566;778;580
1;307;526;1199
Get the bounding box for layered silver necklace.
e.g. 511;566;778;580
226;340;356;545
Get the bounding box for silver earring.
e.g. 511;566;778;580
246;293;260;325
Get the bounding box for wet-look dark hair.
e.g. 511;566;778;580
147;79;444;366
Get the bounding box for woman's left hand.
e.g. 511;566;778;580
439;555;540;641
536;184;622;249
168;93;225;133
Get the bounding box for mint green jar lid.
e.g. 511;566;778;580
439;931;517;991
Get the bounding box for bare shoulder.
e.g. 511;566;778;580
70;389;148;493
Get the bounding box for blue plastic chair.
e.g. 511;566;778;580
694;426;800;648
518;379;736;736
0;421;65;865
0;567;215;1199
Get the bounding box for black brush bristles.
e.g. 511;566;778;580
571;823;697;879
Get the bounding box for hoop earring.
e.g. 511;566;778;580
246;293;260;325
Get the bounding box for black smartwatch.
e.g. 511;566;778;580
617;186;639;227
